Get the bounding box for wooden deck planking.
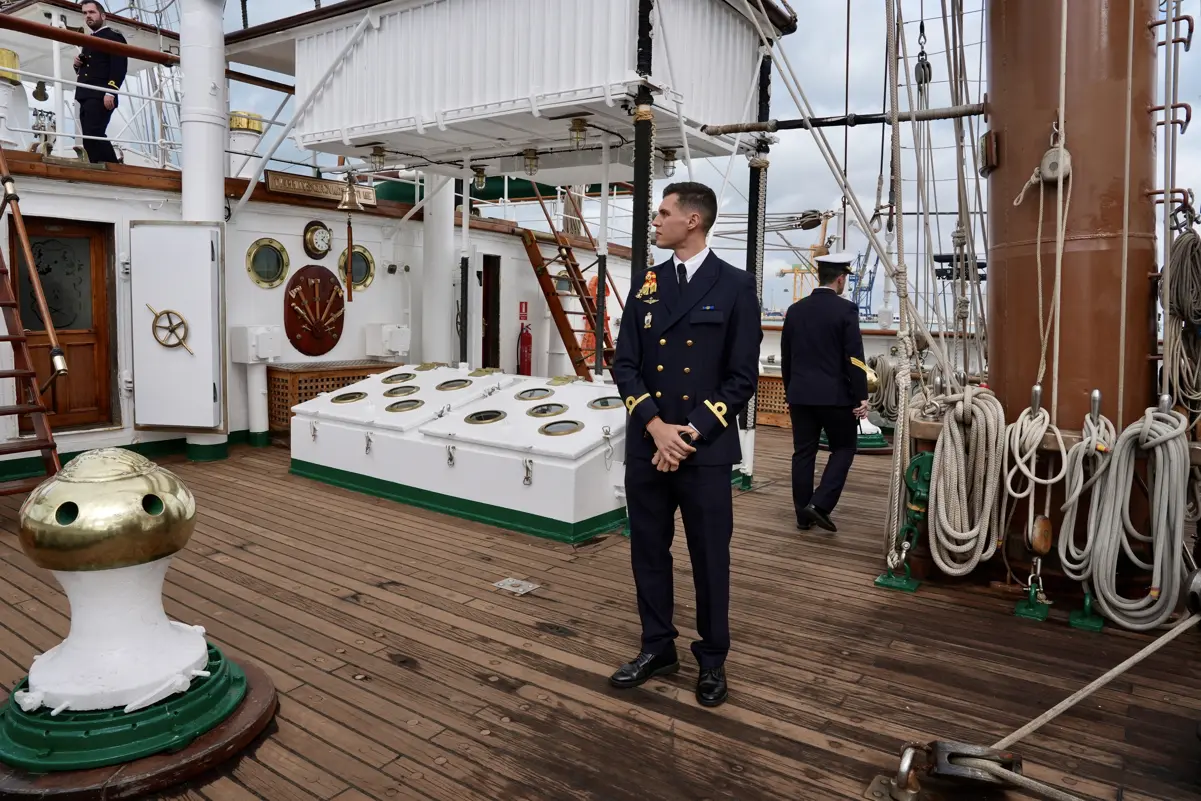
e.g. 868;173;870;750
0;429;1196;799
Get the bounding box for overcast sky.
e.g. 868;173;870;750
217;0;1199;319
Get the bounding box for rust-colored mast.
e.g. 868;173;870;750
986;0;1157;429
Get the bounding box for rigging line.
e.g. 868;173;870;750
841;0;851;245
712;52;766;239
1050;0;1069;425
896;5;957;369
1161;0;1178;398
1118;0;1135;424
650;0;694;181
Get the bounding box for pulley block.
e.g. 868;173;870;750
1026;514;1054;555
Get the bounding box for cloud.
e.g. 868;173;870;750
219;0;1198;319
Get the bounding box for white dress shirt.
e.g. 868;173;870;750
673;246;711;283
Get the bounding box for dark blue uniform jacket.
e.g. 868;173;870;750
780;287;869;407
613;251;762;467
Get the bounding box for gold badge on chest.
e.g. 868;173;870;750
636;271;659;304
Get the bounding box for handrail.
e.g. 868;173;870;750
0;13;295;94
0;149;67;391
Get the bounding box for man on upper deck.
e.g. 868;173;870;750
73;0;127;165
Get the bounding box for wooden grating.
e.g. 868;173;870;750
267;360;401;432
755;374;791;428
0;430;1198;800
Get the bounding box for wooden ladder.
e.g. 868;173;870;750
0;149;68;494
518;185;621;381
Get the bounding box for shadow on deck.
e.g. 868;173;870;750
0;428;1199;800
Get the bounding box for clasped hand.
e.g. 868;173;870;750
647;418;696;472
853;400;869;420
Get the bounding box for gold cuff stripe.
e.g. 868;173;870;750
704;399;729;428
850;356;869;372
625;393;650;415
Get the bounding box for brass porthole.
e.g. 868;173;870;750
246;237;289;288
414;362;447;371
588;396;623;410
384;385;419;398
436;379;472;391
386;399;424;412
516;387;554;401
338;244;375;290
331;391;367;404
382;372;417;384
527;403;567;418
465;410;506;425
539;420;583;436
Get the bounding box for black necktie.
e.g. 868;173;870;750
677;262;688;289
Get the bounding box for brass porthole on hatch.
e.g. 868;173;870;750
245;237;289;288
539;420;584;436
436;379;472;391
383;385;419;398
331;391;367;404
527;403;567;418
515;387;554;401
386;399;424;413
465;410;506;425
382;372;416;384
588;397;623;410
414;362;447;371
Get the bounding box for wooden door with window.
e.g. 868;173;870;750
9;218;112;432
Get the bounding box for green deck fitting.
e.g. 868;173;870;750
819;429;891;452
1069;590;1105;633
1014;586;1051;622
0;643;246;772
875;452;932;594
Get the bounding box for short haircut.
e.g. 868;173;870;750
663;181;718;233
817;262;848;286
81;0;105;12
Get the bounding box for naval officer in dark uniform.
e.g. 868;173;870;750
610;181;762;708
781;251;870;533
73;0;127;164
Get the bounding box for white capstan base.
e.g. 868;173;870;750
16;557;209;715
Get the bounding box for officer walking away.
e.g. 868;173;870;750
609;181;762;709
781;251;870;533
73;0;127;164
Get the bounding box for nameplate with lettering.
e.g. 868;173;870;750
264;170;377;207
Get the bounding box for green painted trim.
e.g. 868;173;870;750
730;469;753;490
0;430;254;482
247;431;271;448
186;441;229;462
290;459;627;545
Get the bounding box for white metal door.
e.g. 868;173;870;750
129;221;224;429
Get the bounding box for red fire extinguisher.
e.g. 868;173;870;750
517;323;533;376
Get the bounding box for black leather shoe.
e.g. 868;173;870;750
609;648;679;689
696;667;728;707
796;520;813;531
801;504;837;532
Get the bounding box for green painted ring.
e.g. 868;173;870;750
0;643;246;772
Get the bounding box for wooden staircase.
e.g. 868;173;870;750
0;149;67;494
518;185;620;381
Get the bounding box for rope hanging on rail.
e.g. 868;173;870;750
922;385;1007;576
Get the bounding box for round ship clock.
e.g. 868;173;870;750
302;220;332;260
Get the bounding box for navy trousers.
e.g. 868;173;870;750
625;458;733;669
789;403;858;520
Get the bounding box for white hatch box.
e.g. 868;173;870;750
224;0;797;183
128;221;225;431
289;367;628;543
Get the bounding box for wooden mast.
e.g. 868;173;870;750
986;0;1158;430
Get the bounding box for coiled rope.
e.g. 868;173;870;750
868;354;899;423
1056;410;1118;582
1089;407;1190;631
1164;228;1201;420
924;385;1007;576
